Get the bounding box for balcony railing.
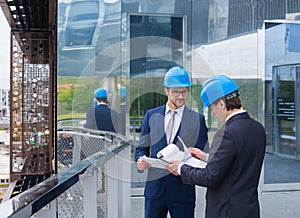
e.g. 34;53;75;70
0;127;132;218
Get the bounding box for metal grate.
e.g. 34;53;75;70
10;35;53;182
57;181;84;218
0;0;56;64
56;168;108;218
55;130;122;218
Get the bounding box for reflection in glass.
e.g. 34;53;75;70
264;21;300;184
64;1;99;46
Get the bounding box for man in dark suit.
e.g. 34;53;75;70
166;75;266;218
84;88;119;132
135;67;208;218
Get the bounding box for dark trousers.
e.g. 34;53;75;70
145;193;195;218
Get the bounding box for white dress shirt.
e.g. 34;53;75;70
164;104;184;144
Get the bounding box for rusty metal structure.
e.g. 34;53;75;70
0;0;57;197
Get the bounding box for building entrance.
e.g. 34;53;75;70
273;65;300;158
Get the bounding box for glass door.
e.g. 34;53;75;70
273;65;299;158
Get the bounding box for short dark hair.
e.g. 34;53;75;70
96;97;108;103
213;96;242;111
225;97;242;110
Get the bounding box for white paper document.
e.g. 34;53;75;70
140;156;170;169
141;137;207;169
157;143;185;161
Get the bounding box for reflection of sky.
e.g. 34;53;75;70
56;0;179;76
287;23;300;53
57;0;122;76
0;9;10;89
64;1;99;46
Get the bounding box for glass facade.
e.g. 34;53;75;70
57;0;300;188
264;21;300;184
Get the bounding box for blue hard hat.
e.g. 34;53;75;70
94;88;107;98
200;75;239;110
120;86;126;99
163;67;192;87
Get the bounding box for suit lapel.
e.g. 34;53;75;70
149;105;167;145
174;106;200;150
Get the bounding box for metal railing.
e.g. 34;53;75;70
0;127;132;218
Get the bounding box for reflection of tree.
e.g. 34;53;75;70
58;87;75;111
57;77;100;116
58;85;94;114
73;86;93;113
190;84;203;112
130;92;167;118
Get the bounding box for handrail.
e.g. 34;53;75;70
0;128;132;218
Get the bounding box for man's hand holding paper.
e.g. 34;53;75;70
141;137;207;169
140;144;184;169
137;155;151;171
189;147;208;162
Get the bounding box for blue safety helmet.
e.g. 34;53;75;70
163;67;192;87
200;75;239;110
94;88;107;98
120;86;126;99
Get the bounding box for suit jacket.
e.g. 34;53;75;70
84;104;119;132
135;104;208;203
181;112;266;218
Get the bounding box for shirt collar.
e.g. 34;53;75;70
165;103;185;117
226;109;247;122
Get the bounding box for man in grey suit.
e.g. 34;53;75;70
135;67;208;218
166;75;266;218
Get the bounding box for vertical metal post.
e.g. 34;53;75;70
83;170;98;217
272;68;279;154
106;146;131;217
73;134;82;164
107;154;119;217
296;66;300;159
119;146;131;217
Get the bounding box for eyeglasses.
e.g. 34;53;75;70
170;89;189;97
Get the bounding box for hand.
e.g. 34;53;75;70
165;160;180;176
189;147;208;161
137;155;151;171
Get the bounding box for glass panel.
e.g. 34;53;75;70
275;67;296;156
53;1;300;217
57;0;123;128
264;22;300;184
64;1;99;46
129;15;183;115
287;23;300;53
129;15;183;77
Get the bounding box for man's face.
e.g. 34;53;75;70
165;87;189;108
209;100;227;122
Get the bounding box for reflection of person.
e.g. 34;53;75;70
135;67;208;218
84;88;118;132
166;75;266;218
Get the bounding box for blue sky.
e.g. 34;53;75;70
0;8;10;90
